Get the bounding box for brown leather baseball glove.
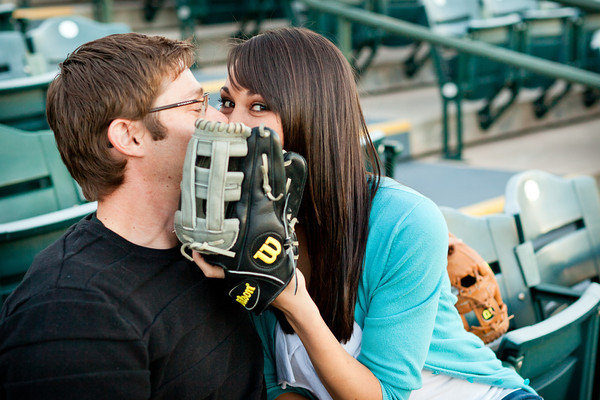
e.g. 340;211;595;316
447;233;512;344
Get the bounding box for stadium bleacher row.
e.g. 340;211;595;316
309;0;600;160
1;2;600;399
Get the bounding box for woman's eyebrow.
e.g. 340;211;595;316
220;86;230;94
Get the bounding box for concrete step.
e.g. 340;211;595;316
400;114;600;213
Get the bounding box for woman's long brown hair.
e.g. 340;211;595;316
228;27;381;342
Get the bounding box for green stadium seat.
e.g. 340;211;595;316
307;0;428;75
574;10;600;106
441;207;600;400
0;123;95;304
505;170;600;319
175;0;282;40
480;0;580;118
26;15;130;70
378;0;429;77
496;282;600;400
0;71;56;131
0;31;28;80
0;124;85;222
0;3;15;32
0;30;55;130
421;0;521;157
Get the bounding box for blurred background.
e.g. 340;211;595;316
0;1;599;399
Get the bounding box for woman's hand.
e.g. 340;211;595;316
192;250;312;312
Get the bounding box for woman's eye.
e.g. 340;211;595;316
220;99;234;109
250;103;268;112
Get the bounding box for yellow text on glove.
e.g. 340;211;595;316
482;307;494;320
253;237;281;264
236;283;256;307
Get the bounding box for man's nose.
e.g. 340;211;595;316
205;105;228;123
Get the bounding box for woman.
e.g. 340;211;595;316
195;27;539;400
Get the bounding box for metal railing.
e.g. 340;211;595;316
300;0;600;87
299;0;600;158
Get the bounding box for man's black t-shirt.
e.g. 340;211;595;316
0;215;266;399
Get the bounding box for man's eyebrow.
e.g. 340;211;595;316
186;87;204;98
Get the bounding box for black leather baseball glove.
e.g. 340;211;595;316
174;119;307;314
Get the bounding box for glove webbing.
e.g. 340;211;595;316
178;120;251;261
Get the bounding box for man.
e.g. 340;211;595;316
0;33;265;399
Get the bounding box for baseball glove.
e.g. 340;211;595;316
174;119;307;315
447;233;512;343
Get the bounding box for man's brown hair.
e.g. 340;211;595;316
46;33;195;201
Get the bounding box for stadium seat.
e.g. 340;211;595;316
26;15;130;70
480;0;580;118
441;207;600;400
504;170;600;319
0;124;85;222
0;71;56;131
379;0;429;77
496;282;600;400
0;30;54;130
421;0;521;157
0;124;95;304
305;0;429;75
175;0;282;40
573;10;600;106
0;31;28;80
0;3;15;32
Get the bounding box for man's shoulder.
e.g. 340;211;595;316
3;216;123;311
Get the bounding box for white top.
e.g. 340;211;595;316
274;322;517;400
409;370;517;400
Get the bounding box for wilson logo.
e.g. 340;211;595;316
236;283;256;307
482;307;494;320
253;236;282;264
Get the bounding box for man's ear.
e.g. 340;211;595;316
107;119;147;157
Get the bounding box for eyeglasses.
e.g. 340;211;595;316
148;92;209;115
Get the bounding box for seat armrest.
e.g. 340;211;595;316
500;282;600;347
523;7;580;21
468;14;521;32
0;202;97;241
0;70;58;93
531;282;583;303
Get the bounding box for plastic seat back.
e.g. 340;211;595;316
441;207;537;328
505;170;600;289
27;16;130;67
480;0;536;18
0;31;28;80
379;0;428;47
421;0;480;36
0;124;82;223
0;3;15;32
